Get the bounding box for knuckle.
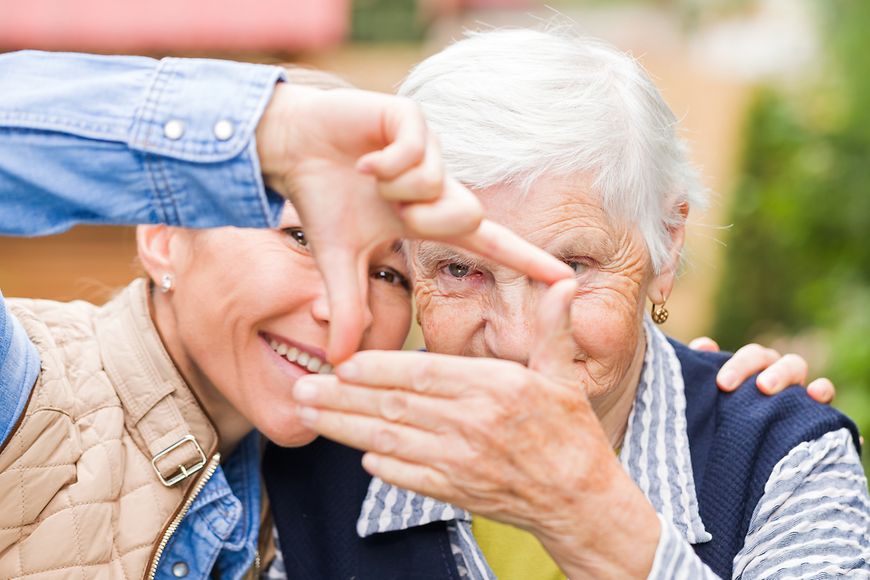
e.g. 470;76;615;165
740;343;764;358
459;199;484;229
410;360;435;393
420;468;443;492
372;426;399;455
380;391;409;422
781;353;808;375
417;171;443;197
401;131;426;162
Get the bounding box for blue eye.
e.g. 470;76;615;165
566;260;588;275
446;263;471;278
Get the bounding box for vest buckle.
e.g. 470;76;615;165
151;434;207;487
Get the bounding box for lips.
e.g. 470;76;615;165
263;334;333;374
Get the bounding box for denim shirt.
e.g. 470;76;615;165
0;50;286;577
0;49;286;442
155;431;263;580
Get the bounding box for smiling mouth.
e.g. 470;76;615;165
265;336;333;374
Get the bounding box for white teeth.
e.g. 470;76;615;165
268;339;332;373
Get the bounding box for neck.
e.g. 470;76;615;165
591;332;646;450
148;288;253;458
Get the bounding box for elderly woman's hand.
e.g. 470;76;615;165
688;337;836;403
257;84;571;363
292;280;662;578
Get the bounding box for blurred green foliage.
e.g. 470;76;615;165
712;0;870;470
351;0;424;42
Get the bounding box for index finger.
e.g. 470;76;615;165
452;220;574;284
335;350;517;397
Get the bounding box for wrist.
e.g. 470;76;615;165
255;82;300;195
532;460;660;578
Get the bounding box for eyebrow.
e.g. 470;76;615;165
549;230;617;261
414;242;488;272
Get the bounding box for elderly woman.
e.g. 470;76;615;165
287;29;870;579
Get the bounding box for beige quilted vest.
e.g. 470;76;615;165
0;279;222;579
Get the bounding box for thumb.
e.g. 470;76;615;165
317;247;367;364
528;278;578;382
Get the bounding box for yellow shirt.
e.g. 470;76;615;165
471;515;566;580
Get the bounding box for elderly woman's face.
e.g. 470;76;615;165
414;175;655;403
153;205;413;447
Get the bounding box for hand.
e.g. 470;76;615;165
689;337;835;403
292;280;660;577
256;84;571;362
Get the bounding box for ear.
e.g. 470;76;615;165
136;225;175;285
647;202;688;305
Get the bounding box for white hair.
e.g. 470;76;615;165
397;28;707;272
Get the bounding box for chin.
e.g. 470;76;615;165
261;423;320;448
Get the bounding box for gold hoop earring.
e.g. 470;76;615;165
651;302;669;324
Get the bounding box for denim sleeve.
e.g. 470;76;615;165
0;50;286;235
0;293;40;447
0;50;288;446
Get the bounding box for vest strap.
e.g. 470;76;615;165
94;279;217;487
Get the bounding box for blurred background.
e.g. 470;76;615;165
1;0;868;468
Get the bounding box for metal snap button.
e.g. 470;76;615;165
163;120;185;141
171;561;189;577
213;119;235;141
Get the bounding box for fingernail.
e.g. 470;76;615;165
293;379;318;402
757;373;777;394
719;370;738;390
336;361;359;381
296;406;319;425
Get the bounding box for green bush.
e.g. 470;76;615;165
712;0;870;472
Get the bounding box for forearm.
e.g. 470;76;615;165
531;466;663;578
0;50;285;235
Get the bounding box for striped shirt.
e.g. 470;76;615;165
267;318;870;578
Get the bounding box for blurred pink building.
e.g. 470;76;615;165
0;0;349;52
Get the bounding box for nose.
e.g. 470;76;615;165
483;281;537;365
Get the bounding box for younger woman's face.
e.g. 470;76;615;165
155;204;412;447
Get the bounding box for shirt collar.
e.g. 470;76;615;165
619;317;711;544
357;318;711;544
356;474;469;538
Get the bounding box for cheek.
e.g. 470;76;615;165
365;294;413;350
569;285;646;392
571;301;638;355
417;295;480;356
